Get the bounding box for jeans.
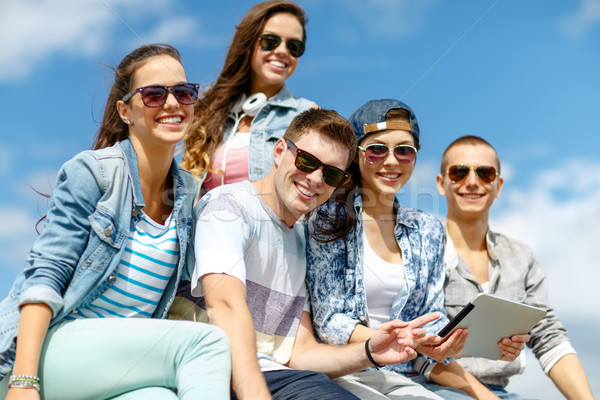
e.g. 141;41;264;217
231;369;360;400
421;382;477;399
1;318;231;399
485;384;538;400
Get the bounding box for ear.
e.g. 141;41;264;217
495;176;504;198
272;138;287;168
116;100;131;125
436;173;446;196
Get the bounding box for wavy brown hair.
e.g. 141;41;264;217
92;44;183;150
181;1;307;179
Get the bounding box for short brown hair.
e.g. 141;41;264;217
283;108;357;167
440;135;500;174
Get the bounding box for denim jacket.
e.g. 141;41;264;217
305;193;448;375
223;85;314;182
0;139;196;379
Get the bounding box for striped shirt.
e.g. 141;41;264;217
68;211;179;319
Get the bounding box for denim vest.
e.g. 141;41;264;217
0;139;197;379
223;85;314;182
305;193;449;374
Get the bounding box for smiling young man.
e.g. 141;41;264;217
173;109;442;400
436;135;594;400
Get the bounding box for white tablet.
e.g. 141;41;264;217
438;293;547;360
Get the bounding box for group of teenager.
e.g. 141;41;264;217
0;1;594;399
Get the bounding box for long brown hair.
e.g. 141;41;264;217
181;1;307;179
92;44;183;150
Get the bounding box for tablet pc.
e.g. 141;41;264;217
439;293;547;360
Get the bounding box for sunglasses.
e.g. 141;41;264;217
447;165;498;184
358;144;417;164
122;83;199;108
286;139;349;187
258;33;305;58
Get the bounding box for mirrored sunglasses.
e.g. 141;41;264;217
358;144;417;165
447;165;498;183
286;139;349;187
258;33;305;58
122;83;199;108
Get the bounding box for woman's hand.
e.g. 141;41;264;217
368;313;441;365
415;328;468;362
5;387;41;400
498;334;529;361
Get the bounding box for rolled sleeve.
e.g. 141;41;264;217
16;284;64;317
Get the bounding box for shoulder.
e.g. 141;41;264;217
398;206;444;235
488;229;534;256
197;181;258;221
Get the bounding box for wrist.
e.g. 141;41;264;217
365;338;384;368
8;374;41;392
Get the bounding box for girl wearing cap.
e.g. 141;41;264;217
305;99;504;400
0;44;230;399
181;0;315;192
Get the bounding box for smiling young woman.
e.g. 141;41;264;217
0;44;230;400
181;1;316;192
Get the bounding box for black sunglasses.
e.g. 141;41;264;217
447;165;498;184
358;144;417;165
122;83;199;108
258;34;305;58
286;139;348;187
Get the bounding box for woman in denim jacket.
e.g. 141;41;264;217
305;99;507;400
0;44;230;400
181;1;315;190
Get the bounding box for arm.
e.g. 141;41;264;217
5;303;52;400
547;353;594;400
202;273;271;400
349;319;467;363
289;311;439;379
429;361;500;400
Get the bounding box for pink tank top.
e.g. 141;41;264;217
202;134;250;192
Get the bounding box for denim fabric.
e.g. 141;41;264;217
348;99;420;143
305;193;448;375
420;382;476;399
231;369;360;400
223;85;314;182
484;385;538;400
0;139;197;379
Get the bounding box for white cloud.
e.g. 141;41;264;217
491;158;600;318
0;0;206;81
560;0;600;39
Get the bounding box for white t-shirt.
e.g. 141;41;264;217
363;230;408;330
191;181;308;371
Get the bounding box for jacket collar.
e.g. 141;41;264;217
118;139;145;210
267;84;298;109
352;191;418;230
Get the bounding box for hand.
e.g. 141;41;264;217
415;328;468;362
498;334;529;361
5;387;41;400
368;313;440;365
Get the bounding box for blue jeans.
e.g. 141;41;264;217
421;382;476;399
486;385;538;400
231;369;360;400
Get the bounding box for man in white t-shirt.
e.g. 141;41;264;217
173;109;462;400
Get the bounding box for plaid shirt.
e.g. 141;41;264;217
443;224;575;387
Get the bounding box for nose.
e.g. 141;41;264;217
382;149;399;166
306;167;324;186
273;40;289;56
464;168;479;186
163;89;180;108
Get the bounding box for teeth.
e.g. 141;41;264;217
269;60;285;68
297;184;316;197
158;117;182;124
380;174;400;178
462;194;482;199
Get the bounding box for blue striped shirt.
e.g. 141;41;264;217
68;211;179;319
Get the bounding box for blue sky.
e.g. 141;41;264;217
1;1;598;397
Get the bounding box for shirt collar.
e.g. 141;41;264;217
352;192;418;230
